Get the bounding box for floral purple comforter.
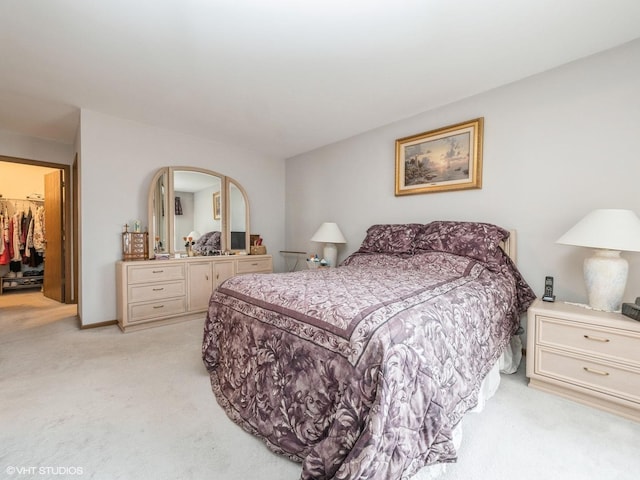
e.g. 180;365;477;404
203;250;535;480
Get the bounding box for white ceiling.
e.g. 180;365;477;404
1;1;640;159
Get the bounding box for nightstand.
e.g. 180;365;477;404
526;299;640;422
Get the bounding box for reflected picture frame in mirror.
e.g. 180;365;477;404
213;191;221;220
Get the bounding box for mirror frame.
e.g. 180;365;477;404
147;166;250;257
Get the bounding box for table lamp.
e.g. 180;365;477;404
311;222;346;267
557;209;640;311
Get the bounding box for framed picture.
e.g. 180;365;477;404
395;117;483;196
213;191;221;220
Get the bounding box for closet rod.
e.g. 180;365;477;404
0;197;45;203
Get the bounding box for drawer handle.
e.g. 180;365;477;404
251;263;258;266
583;367;609;376
152;288;164;291
153;304;165;309
152;270;164;274
583;335;610;343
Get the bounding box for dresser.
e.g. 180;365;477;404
526;299;640;421
116;255;272;332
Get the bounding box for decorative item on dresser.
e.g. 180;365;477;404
116;255;272;332
122;226;149;261
526;299;640;422
249;235;266;255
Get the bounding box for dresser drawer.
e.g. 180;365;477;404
128;281;185;303
537;315;640;366
128;264;185;284
236;257;272;274
129;297;186;323
537;347;640;404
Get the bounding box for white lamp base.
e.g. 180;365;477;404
584;249;628;312
323;243;338;267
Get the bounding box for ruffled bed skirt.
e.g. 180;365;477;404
412;335;522;479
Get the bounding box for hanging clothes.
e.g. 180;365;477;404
0;206;8;264
0;200;45;266
11;213;21;262
32;205;45;252
21;207;32;260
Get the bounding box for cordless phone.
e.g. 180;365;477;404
542;276;555;302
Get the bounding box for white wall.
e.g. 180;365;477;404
0;129;74;166
79;110;285;325
285;39;640;305
0;161;57;198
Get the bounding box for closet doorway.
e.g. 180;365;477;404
0;156;76;308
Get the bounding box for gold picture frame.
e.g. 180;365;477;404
213;191;221;220
395;117;483;196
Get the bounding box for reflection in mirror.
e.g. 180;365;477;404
148;167;251;257
152;171;169;253
229;179;248;250
173;170;222;252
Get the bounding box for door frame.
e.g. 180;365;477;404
0;154;76;304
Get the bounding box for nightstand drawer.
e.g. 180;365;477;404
537;347;640;404
537;316;640;366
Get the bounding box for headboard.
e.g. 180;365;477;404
501;230;517;264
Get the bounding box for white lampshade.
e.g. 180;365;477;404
557;209;640;311
187;231;201;241
557;209;640;252
311;223;347;244
311;222;346;267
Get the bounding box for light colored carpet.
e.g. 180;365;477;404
1;292;638;480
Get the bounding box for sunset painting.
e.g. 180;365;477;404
403;132;471;185
395;118;483;195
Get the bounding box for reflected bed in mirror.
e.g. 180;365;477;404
147;167;250;257
173;170;222;252
193;231;222;256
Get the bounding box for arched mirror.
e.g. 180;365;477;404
147;167;250;257
227;178;249;250
150;169;169;254
171;168;223;252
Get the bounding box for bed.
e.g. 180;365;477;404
202;221;536;480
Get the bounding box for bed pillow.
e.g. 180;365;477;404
193;230;221;255
414;221;509;267
358;223;423;254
